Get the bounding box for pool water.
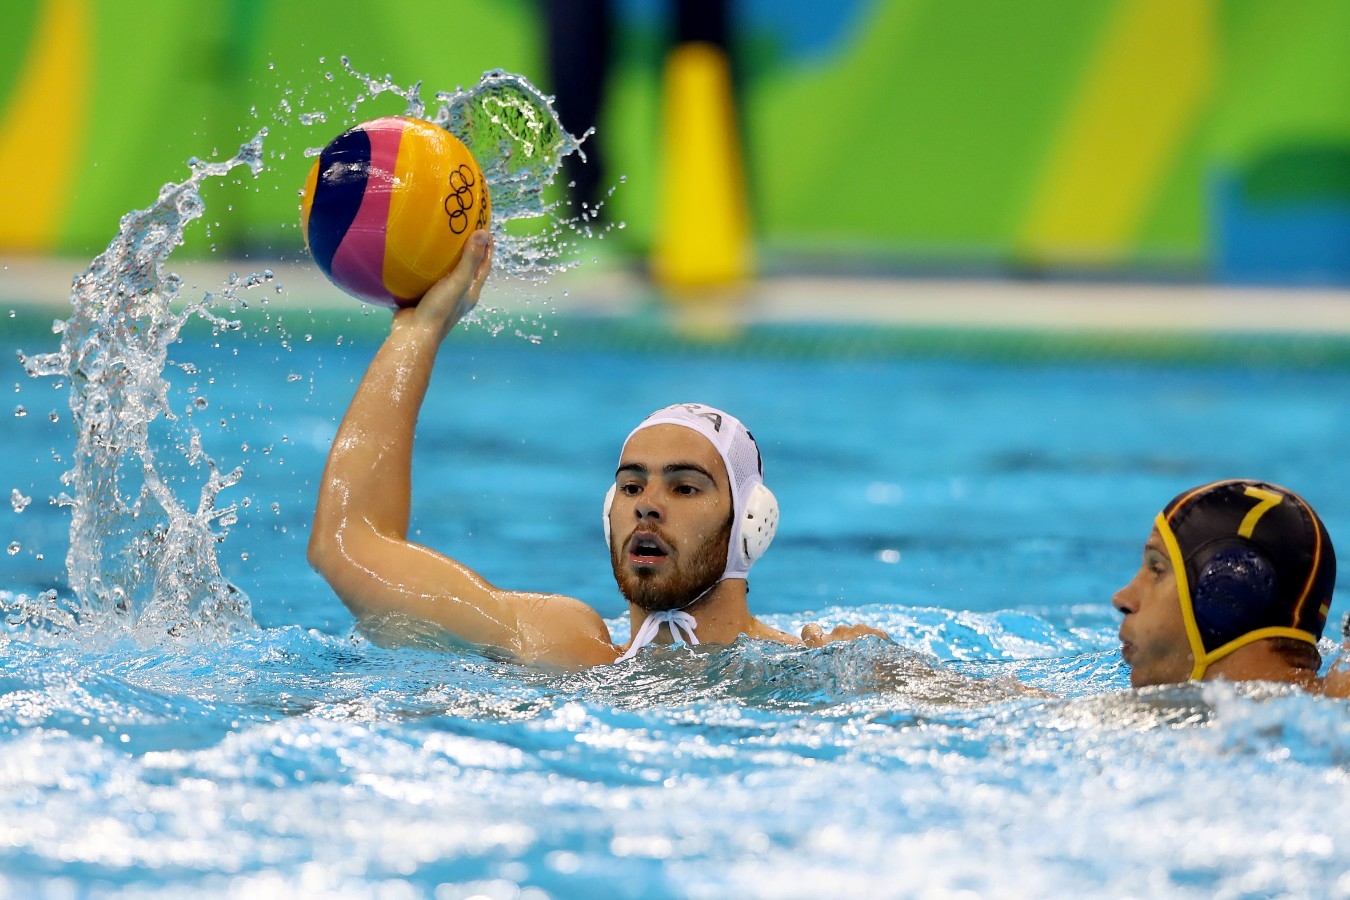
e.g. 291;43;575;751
4;299;1350;897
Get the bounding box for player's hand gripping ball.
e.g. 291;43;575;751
300;116;491;308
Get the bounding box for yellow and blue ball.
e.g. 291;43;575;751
300;116;491;308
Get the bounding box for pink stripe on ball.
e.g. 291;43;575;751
329;120;406;307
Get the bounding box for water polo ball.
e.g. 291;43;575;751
301;116;491;308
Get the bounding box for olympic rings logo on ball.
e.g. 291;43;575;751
444;164;479;234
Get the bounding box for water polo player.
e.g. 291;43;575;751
307;231;886;668
1114;479;1348;694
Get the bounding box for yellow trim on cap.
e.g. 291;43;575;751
1287;492;1323;628
1155;511;1208;681
1193;627;1318;676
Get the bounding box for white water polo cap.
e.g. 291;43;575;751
604;403;779;580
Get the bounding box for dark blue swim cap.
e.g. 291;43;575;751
1156;480;1336;679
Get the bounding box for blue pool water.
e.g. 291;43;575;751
5;299;1350;897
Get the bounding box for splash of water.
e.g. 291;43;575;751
17;137;266;636
333;60;600;292
433;70;589;279
7;64;595;637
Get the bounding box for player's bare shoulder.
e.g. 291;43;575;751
511;591;620;668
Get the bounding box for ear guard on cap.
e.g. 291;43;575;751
602;482;780;567
602;484;616;547
1190;544;1280;648
739;482;778;564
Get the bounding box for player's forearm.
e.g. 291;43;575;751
312;313;442;548
310;233;490;592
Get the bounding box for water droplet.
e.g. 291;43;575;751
7;542;19;556
13;405;26;417
10;489;32;513
193;396;209;410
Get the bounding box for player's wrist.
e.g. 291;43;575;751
389;309;450;350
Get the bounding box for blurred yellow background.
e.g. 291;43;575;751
3;0;1350;286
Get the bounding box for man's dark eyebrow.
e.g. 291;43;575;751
663;462;718;483
614;462;719;483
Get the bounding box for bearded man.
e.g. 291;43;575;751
308;231;885;668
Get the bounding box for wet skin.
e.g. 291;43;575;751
310;231;892;666
608;424;734;612
1113;528;1194;688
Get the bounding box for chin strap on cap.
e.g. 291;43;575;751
617;609;700;662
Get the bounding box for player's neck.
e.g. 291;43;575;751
1205;642;1317;689
627;579;752;645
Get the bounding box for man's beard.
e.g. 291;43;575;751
611;517;732;612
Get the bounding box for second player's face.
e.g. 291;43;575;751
1113;528;1194;688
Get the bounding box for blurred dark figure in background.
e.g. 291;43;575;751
542;0;614;218
542;0;733;222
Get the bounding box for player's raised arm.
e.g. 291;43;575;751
307;232;618;668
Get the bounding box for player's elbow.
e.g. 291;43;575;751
306;524;382;622
306;528;331;576
306;519;352;585
307;489;354;579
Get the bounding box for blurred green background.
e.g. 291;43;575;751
3;0;1350;284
